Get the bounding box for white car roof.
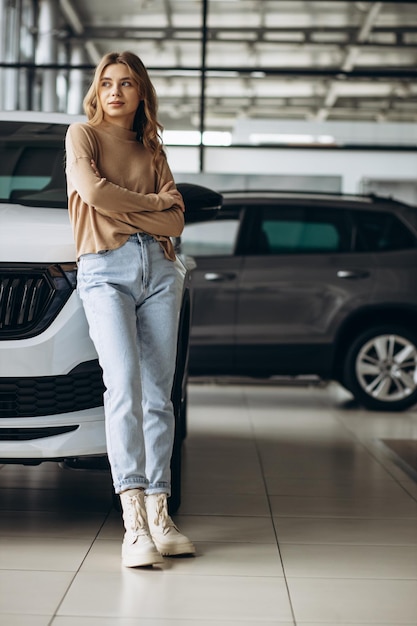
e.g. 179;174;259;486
0;111;86;124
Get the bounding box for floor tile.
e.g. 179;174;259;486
274;516;417;545
264;476;403;498
182;438;263;490
53;618;294;626
0;617;52;626
259;445;395;481
0;509;109;539
182;469;266;494
99;511;278;544
1;382;416;625
173;514;279;544
399;479;417;499
0;536;93;571
0;570;74;615
178;491;271;516
58;572;293;622
0;487;111;513
336;408;417;441
280;544;417;578
82;539;284;576
288;577;417;623
270;494;417;518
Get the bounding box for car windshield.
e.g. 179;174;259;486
0;120;68;208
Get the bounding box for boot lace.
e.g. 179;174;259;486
153;494;178;535
126;494;148;535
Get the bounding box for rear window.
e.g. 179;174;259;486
0;121;67;207
353;210;417;252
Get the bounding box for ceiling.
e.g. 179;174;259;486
59;0;417;135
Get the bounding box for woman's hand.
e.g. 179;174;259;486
90;160;101;178
158;181;185;212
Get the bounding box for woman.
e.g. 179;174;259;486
65;51;195;568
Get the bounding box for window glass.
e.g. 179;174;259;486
0;122;67;207
0;147;65;202
247;206;350;255
181;218;239;256
263;219;340;252
353;210;417;252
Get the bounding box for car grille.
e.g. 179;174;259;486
0;360;105;418
0;426;79;441
0;263;77;339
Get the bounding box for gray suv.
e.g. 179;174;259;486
181;190;417;411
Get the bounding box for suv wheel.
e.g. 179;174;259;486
344;325;417;411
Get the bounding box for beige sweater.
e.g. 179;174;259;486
65;121;184;260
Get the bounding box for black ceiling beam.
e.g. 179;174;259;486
266;0;416;2
1;62;416;79
72;26;417;47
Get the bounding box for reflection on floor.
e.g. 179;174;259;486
380;439;417;479
0;382;416;625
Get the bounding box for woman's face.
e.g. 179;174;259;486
98;63;141;128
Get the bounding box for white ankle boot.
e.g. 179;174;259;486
120;489;164;567
145;493;195;556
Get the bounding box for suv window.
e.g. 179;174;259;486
181;220;239;256
245;206;351;255
353;210;417;252
181;209;241;256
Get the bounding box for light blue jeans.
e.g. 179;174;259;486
77;234;184;495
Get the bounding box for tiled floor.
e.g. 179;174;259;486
1;381;417;625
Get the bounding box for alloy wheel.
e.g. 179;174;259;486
355;333;417;402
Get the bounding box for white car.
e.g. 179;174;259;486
0;111;221;512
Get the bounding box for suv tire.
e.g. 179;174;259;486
343;324;417;411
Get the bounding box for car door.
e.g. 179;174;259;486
180;207;242;374
234;202;377;376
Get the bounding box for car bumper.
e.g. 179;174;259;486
0;406;106;460
0;292;95;377
0;292;106;461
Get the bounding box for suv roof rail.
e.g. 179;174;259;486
367;192;410;207
220;189;409;206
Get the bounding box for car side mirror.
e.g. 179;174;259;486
176;183;223;225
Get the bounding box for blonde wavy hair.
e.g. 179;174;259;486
83;51;165;163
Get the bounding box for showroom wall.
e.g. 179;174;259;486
168;116;417;201
168;143;417;203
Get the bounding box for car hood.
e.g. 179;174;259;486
0;203;75;263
